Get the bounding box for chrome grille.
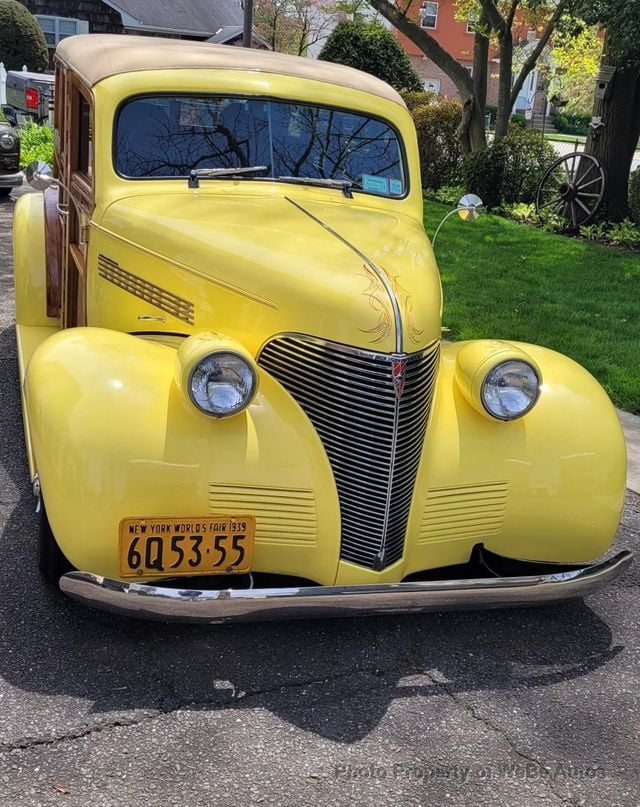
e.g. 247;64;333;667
258;336;440;569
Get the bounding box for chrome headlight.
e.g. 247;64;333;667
481;360;540;420
0;131;17;151
189;351;257;417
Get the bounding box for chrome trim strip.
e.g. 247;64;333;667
90;222;279;309
285;197;404;352
60;551;632;624
98;254;195;324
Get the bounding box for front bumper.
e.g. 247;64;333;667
59;550;633;624
0;170;23;188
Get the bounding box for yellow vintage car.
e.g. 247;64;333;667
13;34;631;622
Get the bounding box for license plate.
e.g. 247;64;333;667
119;516;255;578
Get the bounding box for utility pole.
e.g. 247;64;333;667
243;0;254;48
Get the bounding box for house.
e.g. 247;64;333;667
21;0;267;54
208;25;271;50
396;1;544;112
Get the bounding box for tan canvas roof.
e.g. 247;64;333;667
55;35;405;106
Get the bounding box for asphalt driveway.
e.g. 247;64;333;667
1;188;639;807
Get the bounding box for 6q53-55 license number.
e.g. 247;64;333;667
118;516;256;577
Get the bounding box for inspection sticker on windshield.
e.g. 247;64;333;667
389;178;403;195
362;174;389;194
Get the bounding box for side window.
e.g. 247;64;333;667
74;92;92;179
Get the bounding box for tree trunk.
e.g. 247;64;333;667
366;0;484;154
586;41;640;221
494;29;513;139
473;15;489;120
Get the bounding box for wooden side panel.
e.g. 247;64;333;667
43;188;62;318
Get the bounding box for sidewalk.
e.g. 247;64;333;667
618;410;640;495
550;139;640;173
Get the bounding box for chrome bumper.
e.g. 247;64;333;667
59;551;633;624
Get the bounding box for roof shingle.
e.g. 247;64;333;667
108;0;244;36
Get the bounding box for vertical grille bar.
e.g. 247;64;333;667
258;336;439;570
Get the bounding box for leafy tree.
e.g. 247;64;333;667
319;19;423;92
0;0;48;72
330;0;370;22
546;25;603;113
365;0;578;150
575;1;640;220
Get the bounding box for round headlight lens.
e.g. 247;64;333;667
189;351;257;416
0;132;17;151
481;360;540;420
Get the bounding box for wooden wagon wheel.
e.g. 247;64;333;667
536;152;606;227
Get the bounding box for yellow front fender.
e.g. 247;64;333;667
401;340;626;577
25;328;341;584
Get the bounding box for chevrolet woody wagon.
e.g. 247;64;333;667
13;34;631;622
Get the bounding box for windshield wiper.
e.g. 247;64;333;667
188;165;268;188
276;176;362;198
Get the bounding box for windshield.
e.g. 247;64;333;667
115;95;407;198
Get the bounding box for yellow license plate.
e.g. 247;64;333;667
119;516;255;578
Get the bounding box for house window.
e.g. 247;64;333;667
420;2;438;29
35;16;89;47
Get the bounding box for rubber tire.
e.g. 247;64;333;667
38;498;73;584
0;187;12;197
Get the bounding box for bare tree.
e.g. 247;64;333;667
254;0;337;56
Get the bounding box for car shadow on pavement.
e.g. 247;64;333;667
0;324;631;747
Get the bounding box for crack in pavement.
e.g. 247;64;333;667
425;673;592;807
0;664;423;755
2;664;599;805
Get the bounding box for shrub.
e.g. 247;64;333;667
539;208;570;234
18;121;54;168
510;112;527;129
401;90;437;111
462;146;504;209
502;127;557;203
463;128;556;209
503;202;538;224
629;169;640;225
319;20;423;92
579;219;640;250
606;220;640;249
552;113;590;136
411;99;463;191
431;184;467;206
0;0;48;72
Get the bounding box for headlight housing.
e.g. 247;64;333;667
454;341;541;422
189;351;257;416
0;131;17;151
481;360;540;420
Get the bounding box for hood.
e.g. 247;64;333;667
97;190;442;355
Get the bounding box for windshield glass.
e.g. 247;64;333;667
115;95;407;198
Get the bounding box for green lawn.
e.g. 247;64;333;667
424;200;640;413
544;133;587;144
